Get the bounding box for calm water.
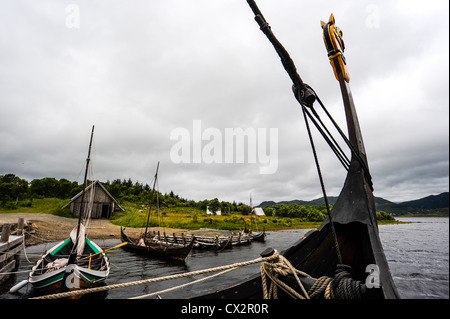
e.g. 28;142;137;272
1;217;448;299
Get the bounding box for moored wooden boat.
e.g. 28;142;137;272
120;162;194;262
28;225;109;294
249;229;266;242
120;227;194;262
193;1;399;299
136;230;251;251
193;235;232;250
28;126;110;296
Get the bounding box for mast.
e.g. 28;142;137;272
250;194;253;232
69;125;94;262
144;161;160;239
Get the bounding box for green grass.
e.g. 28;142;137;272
109;201;322;231
0;197;72;217
1;198;401;231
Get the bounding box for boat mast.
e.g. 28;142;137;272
70;125;94;260
250;194;253;232
144;161;160;239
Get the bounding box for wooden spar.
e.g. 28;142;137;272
70;125;95;261
79;242;127;261
144;161;160;238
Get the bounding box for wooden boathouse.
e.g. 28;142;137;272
62;180;124;219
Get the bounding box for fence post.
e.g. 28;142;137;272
1;224;11;243
17;218;25;236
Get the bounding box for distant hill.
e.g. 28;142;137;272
400;192;449;209
259;197;338;208
259;192;449;217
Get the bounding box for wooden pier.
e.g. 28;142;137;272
0;218;25;285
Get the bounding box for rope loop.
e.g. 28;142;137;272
260;250;311;299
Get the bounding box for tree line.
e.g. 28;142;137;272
0;173;395;221
0;174;252;214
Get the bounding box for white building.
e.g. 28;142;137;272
253;207;265;216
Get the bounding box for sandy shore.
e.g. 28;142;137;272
0;213;234;246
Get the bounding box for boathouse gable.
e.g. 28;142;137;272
62;180;124;219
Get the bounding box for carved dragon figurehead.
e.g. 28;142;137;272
321;14;350;82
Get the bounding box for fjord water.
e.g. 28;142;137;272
379;217;449;299
2;217;448;299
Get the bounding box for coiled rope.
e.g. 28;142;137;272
260;252;365;299
307;264;365;299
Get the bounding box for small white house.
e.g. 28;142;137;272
253;207;265;216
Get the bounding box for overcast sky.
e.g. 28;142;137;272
0;0;448;205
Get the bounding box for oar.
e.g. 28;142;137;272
79;242;127;261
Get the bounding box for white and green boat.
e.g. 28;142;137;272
28;126;110;296
28;224;110;294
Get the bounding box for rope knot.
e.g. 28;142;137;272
260;248;311;299
329;264;365;299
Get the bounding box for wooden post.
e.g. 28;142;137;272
17;218;24;236
1;224;10;243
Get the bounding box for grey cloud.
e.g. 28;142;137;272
0;0;448;204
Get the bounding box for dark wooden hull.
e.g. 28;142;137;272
194;237;232;250
121;228;194;262
193;158;399;299
203;2;400;299
250;231;266;242
145;232;252;251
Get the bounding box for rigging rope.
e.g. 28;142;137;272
300;102;342;264
246;0;344;264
